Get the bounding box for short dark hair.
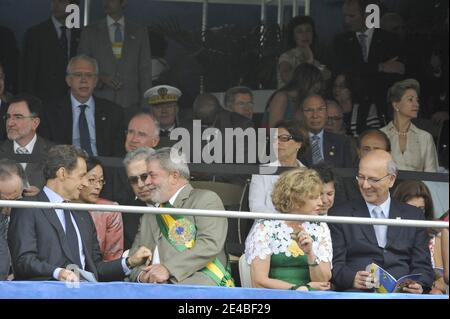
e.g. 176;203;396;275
8;93;43;118
357;129;391;152
43;145;88;180
286;15;317;49
393;180;434;221
310;162;335;184
224;86;253;110
86;157;102;172
0;158;27;188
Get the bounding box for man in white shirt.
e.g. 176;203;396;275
0;94;54;194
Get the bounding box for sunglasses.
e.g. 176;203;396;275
128;173;149;185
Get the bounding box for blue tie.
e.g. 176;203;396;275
64;210;82;269
114;22;123;42
78;104;93;156
311;135;323;164
373;206;387;248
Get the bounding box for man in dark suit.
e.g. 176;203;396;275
0;94;54;192
20;0;81;103
329;150;434;293
299;94;355;168
7;145;151;281
41;55;125;157
0;159;26;280
77;0;152;109
334;0;404;129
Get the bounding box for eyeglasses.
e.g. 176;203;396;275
68;72;97;79
277;134;294;142
87;178;106;187
5;114;37;121
128;173;149;185
303;106;327;115
327;116;343;123
355;174;391;186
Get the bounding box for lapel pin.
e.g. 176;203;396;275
101;116;106;121
329;146;336;157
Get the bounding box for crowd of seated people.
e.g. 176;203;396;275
0;0;448;294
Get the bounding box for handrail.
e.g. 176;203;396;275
1;200;448;229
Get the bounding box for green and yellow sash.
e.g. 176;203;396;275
156;203;235;287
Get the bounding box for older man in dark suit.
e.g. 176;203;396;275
328;150;434;293
41;55;125;157
20;0;81;103
8;145;151;281
0;94;54;193
299;94;356;168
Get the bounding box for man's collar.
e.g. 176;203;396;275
13;133;37;152
107;15;125;26
70;94;94;109
51;15;63;29
309;129;324;139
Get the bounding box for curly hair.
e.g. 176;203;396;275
272;168;323;213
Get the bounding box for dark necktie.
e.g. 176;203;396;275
160;130;170;137
358;33;368;63
78;104;93;156
63;209;82;269
59;26;68;60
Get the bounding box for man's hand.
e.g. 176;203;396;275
380;56;405;74
58;269;79;283
402;281;423;294
148;264;170;283
22;186;40;197
353;271;374;290
127;246;152;268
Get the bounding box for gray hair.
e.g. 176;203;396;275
387;159;398;176
387;78;420;105
147;147;190;180
224;86;253;110
129;111;161;138
0;158;27;190
66;54;99;75
123;147;155;169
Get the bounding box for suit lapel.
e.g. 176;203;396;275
386;200;403;245
39;192;78;264
71;211;94;271
352;198;379;246
173;184;194;209
94;98;108;155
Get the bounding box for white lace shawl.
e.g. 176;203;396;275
245;220;333;266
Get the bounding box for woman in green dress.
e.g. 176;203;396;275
245;168;332;291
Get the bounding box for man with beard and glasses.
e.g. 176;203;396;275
126;147;234;286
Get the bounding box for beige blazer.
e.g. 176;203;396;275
129;184;228;285
381;121;439;172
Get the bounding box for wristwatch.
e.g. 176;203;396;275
125;257;133;269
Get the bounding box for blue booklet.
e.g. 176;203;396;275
366;263;422;293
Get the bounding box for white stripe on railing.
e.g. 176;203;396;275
1;200;448;229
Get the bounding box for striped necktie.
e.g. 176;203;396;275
311;135;323;164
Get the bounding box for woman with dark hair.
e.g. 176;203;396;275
393;180;446;294
277;16;330;88
381;79;439;172
249;120;308;214
76;157;124;261
264;63;324;128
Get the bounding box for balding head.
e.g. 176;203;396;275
193;93;221;125
358;150;397;205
